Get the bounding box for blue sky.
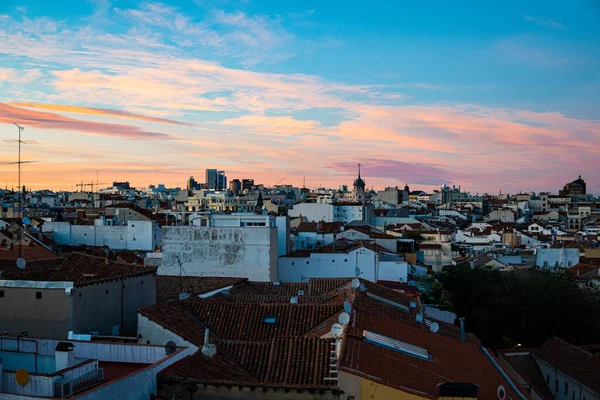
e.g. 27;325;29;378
1;0;599;192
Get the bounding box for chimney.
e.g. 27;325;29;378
459;317;466;343
319;220;325;233
55;342;75;371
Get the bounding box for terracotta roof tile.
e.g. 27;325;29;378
532;337;600;392
50;253;156;285
295;221;344;233
156;275;248;302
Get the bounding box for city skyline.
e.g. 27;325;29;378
1;1;600;192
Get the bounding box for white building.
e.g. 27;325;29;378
158;215;281;282
288;202;371;224
0;336;192;399
536;248;580;268
42;219;162;251
279;240;409;283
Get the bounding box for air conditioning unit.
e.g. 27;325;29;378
55;378;72;398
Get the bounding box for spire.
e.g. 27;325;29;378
358;163;361;179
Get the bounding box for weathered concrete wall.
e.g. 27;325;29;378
158;226;277;282
0;281;73;338
74;274;156;336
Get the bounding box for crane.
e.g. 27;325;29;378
75;182;110;193
274;177;285;186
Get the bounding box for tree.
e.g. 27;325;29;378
440;263;600;350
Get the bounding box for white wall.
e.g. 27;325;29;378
158;225;278;282
536;248;579;268
378;261;409;283
137;314;199;351
288;203;333;222
42;220;160;251
535;357;599;400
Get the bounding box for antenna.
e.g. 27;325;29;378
331;323;343;338
165;341;177;355
338;312;350;325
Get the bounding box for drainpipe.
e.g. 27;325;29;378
459;317;466;343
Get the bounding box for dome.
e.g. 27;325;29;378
404;184;410;191
354;177;365;189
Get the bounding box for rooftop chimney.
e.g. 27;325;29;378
55;342;75;371
459;317;466;343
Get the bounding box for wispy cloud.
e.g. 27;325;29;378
9;102;189;125
0;103;174;140
521;14;567;31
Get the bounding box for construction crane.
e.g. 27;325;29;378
75;182;110;193
274;177;286;186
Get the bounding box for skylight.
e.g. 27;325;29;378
264;314;277;324
363;330;432;361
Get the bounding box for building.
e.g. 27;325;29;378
536;248;580;268
0;336;192;399
242;179;255;192
279;239;409;283
157;214;284;282
292;221;344;250
376;185;410;206
205;169;217;190
559;176;587;196
499;337;599;400
0;253;156;338
187;176;199;190
42;218;162;251
229;178;241;194
138;277;529;400
289;202;373;224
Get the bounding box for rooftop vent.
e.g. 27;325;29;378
273;281;281;286
297;290;305;296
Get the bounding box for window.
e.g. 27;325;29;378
564;382;568;395
332;259;335;263
36;291;42;299
105;289;109;294
546;374;550;384
291;262;295;266
556;380;559;393
572;391;575;400
306;261;310;264
0;290;4;297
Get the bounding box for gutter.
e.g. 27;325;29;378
480;346;528;400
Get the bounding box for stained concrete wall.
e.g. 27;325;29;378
73;273;156;336
158;226;278;282
0;281;73;338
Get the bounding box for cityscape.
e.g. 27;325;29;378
1;1;600;400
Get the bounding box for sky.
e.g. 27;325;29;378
1;0;599;194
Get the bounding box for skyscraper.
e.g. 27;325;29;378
205;169;217;189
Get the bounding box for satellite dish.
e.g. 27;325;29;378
290;296;299;304
331;323;343;338
16;368;29;387
429;322;440;333
165;341;177;355
343;301;352;314
497;385;506;400
359;283;366;292
16;258;26;270
21;217;31;226
354;267;361;276
201;344;217;357
338;312;350;325
351;278;360;289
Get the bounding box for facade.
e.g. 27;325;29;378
158;221;279;282
0;253;156;338
279;240;409;283
0;336;192;399
536;248;580;268
42;219;162;251
289;202;371;224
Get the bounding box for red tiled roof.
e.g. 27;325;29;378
158;336;336;390
139;301;341;345
156;275;248;302
0;245;58;261
295;221;344;233
340;299;526;399
532;337;600;392
498;351;553;400
50;253;156;285
568;263;598;276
